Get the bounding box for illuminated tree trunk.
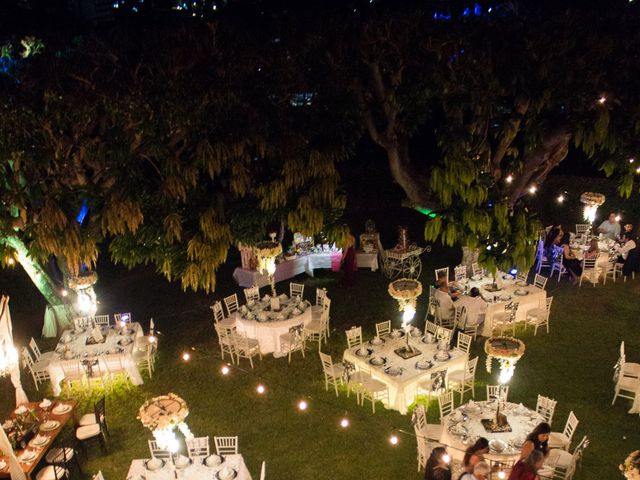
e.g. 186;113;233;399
2;235;77;332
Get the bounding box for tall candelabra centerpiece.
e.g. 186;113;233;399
388;278;422;359
253;233;282;296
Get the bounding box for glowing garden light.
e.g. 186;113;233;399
389;434;399;445
298;400;308;411
340;417;350;428
497;471;506;479
182;352;191;362
256;384;266;394
221;364;230;375
505;174;513;184
528;185;537;194
598;95;607;104
557;194;565;203
60;289;68;297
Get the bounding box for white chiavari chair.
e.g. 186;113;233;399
289;282;305;299
214;323;236;364
579;257;599;286
375;320;391;338
113;313;131;325
214;436;238;455
148;440;172;459
533;273;548;290
318;352;345;397
549;411;579;451
243;286;260;303
526;296;553;335
438;391;455;419
223;294;239;316
232;332;262;368
29;337;55;364
21;347;50;390
447;356;478;403
435;267;449;282
454;265;467;282
536;394;558;425
455;332;472;355
486;385;509;402
345;326;363;349
424;320;438;337
279;324;305;363
186;436;210;459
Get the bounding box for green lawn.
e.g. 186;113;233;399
1;257;639;479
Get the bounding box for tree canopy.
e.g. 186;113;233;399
2;1;640;299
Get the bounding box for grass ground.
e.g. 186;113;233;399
1;252;639;480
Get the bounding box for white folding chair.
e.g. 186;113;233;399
454;265;467;282
375;320;391;338
223;294;239;316
93;315;111;326
486;385;509;402
533;273;548;290
549;411;579;451
243;286;260;303
289;282;305;299
345;326;363;349
575;224;590;238
318;352;345;397
214;436;238;455
612;365;640;406
232;332;262;368
215;323;236;364
186;436;210;459
455;332;472;355
424;320;438;337
358;371;388;414
438;391;455;419
435;267;449;282
516;271;528;284
279;324;305;363
148;440;172;459
471;262;483;278
544;436;588;480
447;356;478;403
211;301;236;329
60;359;87;393
321;297;332;339
526;296;553;335
113;313;131;325
412;404;444;442
304;312;327;352
21;347;50;391
311;288;328;321
619;341;640;378
435;326;452;345
29;337;55;364
579;257;599;286
453;305;467;330
104;353;133;386
536;394;558;425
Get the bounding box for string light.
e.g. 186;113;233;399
630;158;635;163
221;364;230;375
442;453;451;464
149;335;157;343
339;417;350;428
615;214;622;222
60;289;68;297
256;384;266;395
505;174;513;184
557;194;565;203
297;400;308;411
597;95;607;104
528;185;537;194
389;434;399;445
635;167;640;174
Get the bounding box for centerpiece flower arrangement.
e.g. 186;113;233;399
621;451;640;479
138;393;193;453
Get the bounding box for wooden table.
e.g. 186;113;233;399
0;400;77;480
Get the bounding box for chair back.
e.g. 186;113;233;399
465;356;479;378
94;396;107;426
582;257;598;272
412;404;427;431
536;394;558;424
534;273;548;290
244;287;260;303
571;436;589;464
21;347;35;370
435;326;452;345
214;436;238;455
486;385;509;402
211;302;225;323
74;317;91;329
563;411;579;442
148;440;172;459
438;391;454;419
471;262;483;278
319;352;338;377
215;323;234;348
456;332;472;355
186;436;210;459
113;313;131;326
93;315;111;326
103;354;126;374
223;294;239;315
375;321;391;338
60;359;84;378
345;326;362;349
454;305;467;330
93;472;105;480
29;338;42;360
290;282;305;299
424;320;438;336
321;297;331;322
575;224;590;236
454;265;467;282
315;287;327;306
435;267;449;282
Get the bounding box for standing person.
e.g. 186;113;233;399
461;437;490;474
340;231;357;287
520;422;551;460
459;461;491;480
508;450;545;480
598;212;621;240
424;447;452;480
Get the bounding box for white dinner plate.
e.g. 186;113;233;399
39;420;60;432
19;451;37;463
53;404;72;415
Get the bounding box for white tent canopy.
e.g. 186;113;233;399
0;295;28;405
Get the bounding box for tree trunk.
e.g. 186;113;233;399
386;143;437;211
2;235;78;334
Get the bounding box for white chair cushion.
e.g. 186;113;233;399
36;465;69;480
526;308;545;320
45;447;75;464
423;424;443;440
447;371;465;383
305;321;324;333
76;423;101;440
623;363;640;377
39;351;56;363
619;376;640;391
361;377;386;393
217;318;236;328
347;371;371;386
546;449;572;468
548;432;569;449
78;413;97;427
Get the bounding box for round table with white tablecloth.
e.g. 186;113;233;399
234;295;313;357
440;400;545;463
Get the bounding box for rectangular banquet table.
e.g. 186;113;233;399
233;296;313;357
456;275;546;337
232;252;378;288
48;322;144;396
343;334;467;414
127;455;252;480
0;400;77;480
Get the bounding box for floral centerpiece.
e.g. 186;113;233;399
485;336;526;384
621;451;640;479
138;393;192;452
67;271;98;290
580;192;606;223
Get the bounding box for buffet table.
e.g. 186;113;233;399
232;252;378;288
456;275;546;337
127;455;252;480
343;332;466;414
233;295;313;357
0;400;77;480
439;400;544;464
48;323;144;396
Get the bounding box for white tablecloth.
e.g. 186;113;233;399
232;252;378;287
47;322;144;396
127;455;252;480
456;276;546;337
343;334;467;414
439;401;544;463
234;301;313;357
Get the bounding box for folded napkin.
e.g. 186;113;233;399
39;398;52;408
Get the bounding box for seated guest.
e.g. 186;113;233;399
424;446;452;480
462;437;490;474
464;288;487;326
508;450;544;480
558;233;582;285
434;279;456;322
543;226;563;259
584;238;600;259
619;233;637;263
620;234;640;277
460;461;490;480
598;212;621;240
620;223;635;243
520;422;551;460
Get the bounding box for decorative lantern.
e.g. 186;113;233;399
138;393;193;456
580;192;606;224
68;271;98;317
484;336;526;384
253;233;282;295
